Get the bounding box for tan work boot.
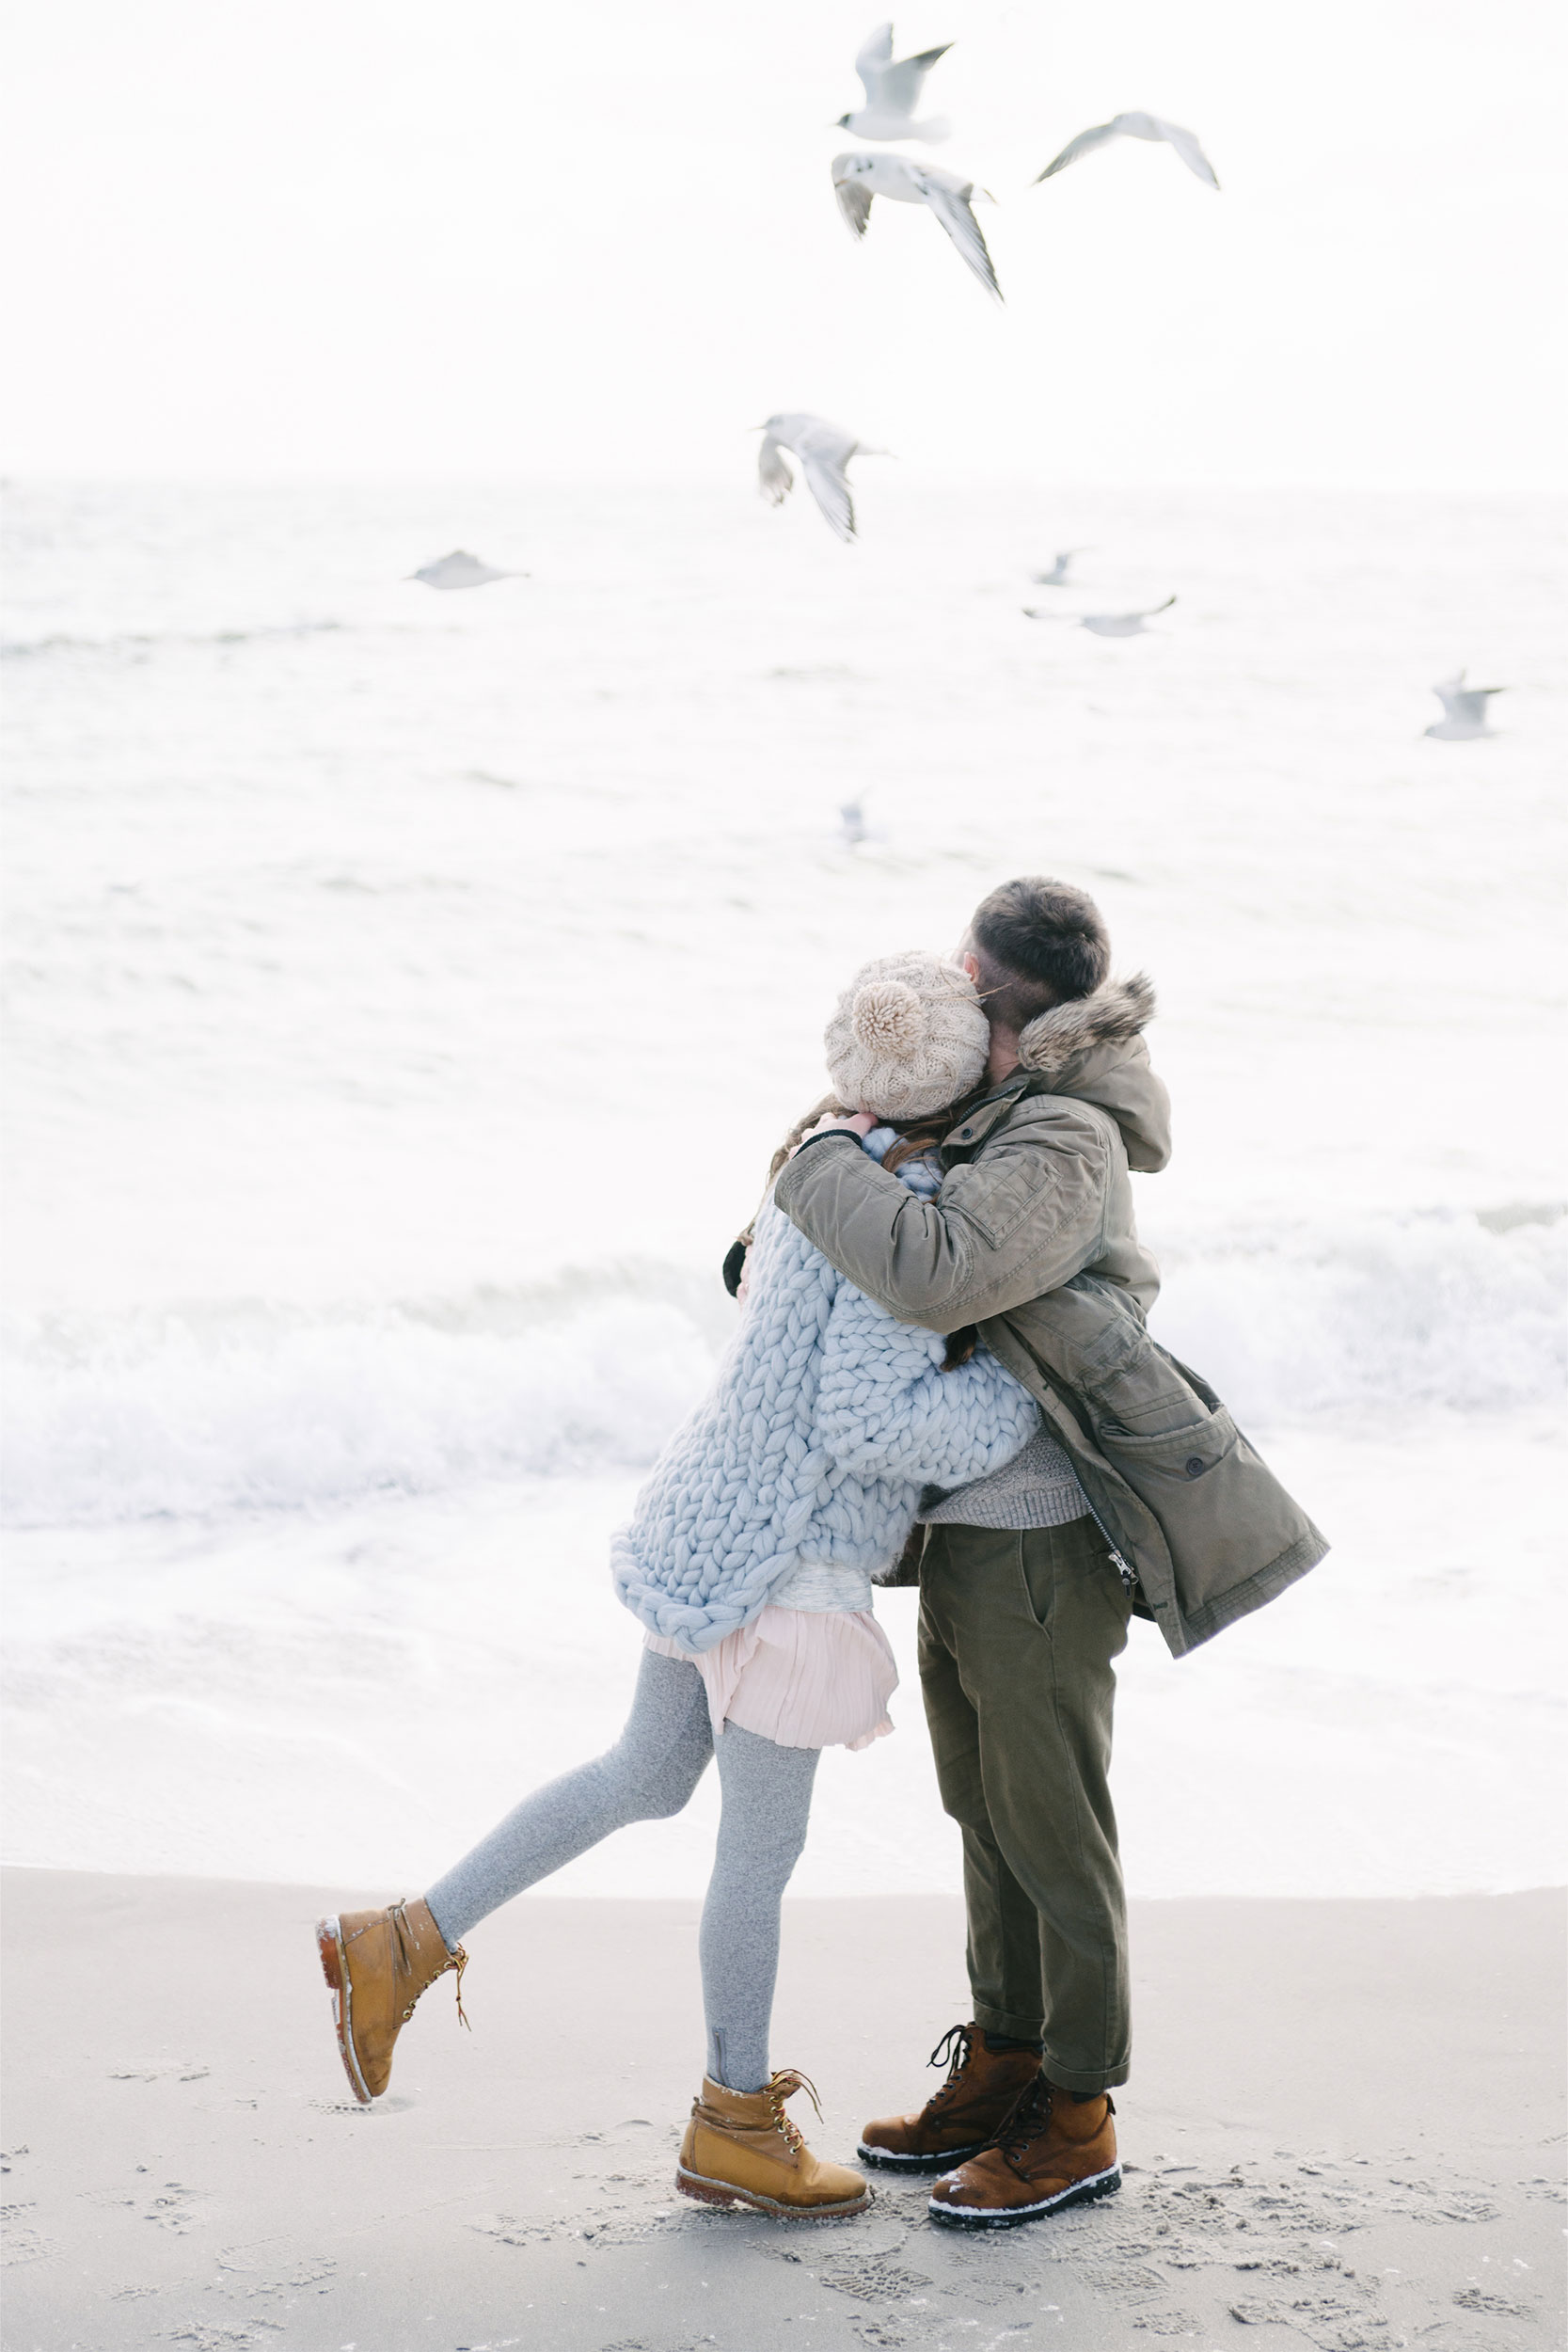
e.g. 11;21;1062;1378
676;2071;872;2218
315;1898;467;2104
858;2024;1043;2171
928;2075;1120;2230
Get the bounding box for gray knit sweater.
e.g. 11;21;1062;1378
917;1423;1089;1531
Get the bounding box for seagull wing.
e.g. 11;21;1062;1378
855;21;895;102
833;169;876;238
1451;686;1504;721
878;41;953;113
1148;115;1220;187
1138;596;1177;617
911;167;1003;300
1432;672;1502;722
757;437;795;507
1033;119;1120;183
798;443;856;542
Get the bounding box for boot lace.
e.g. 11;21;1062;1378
388;1900;469;2031
766;2069;823;2153
995;2074;1053;2173
924;2023;974;2113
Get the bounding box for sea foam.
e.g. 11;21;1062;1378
3;1209;1560;1529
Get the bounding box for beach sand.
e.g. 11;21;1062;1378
2;1871;1561;2351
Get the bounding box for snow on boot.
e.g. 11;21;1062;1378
676;2071;872;2218
928;2077;1120;2230
315;1898;467;2104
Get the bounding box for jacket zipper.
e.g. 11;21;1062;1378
1081;1499;1136;1595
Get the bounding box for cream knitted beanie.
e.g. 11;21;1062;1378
824;950;990;1120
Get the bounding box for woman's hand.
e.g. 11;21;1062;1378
789;1110;877;1158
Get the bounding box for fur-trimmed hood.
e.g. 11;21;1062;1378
1016;972;1169;1173
1016;971;1156;1077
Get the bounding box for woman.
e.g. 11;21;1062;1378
314;951;1039;2217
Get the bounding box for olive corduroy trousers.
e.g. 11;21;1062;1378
918;1515;1133;2093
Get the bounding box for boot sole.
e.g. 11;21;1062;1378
315;1915;372;2106
928;2162;1121;2231
856;2138;991;2172
675;2165;873;2219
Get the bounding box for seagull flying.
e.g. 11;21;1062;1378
837;22;953;143
756;414;869;543
1035;112;1219;190
406;550;524;591
1024;596;1176;638
832;151;1002;302
1425;671;1504;739
1031;548;1086;586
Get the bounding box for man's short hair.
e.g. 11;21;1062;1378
968;876;1110;1029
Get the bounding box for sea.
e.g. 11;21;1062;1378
3;475;1563;1906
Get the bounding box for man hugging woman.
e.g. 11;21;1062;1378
317;946;1040;2218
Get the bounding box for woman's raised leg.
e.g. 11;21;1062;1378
425;1649;714;1946
317;1650;711;2101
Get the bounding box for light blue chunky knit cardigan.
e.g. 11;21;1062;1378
611;1133;1039;1651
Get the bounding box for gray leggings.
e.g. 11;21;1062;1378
423;1649;819;2094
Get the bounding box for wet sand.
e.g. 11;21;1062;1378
2;1870;1562;2351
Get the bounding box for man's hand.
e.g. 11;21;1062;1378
789;1110;878;1157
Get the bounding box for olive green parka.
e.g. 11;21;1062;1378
772;975;1327;1659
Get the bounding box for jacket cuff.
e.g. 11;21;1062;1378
791;1126;865;1162
772;1127;864;1214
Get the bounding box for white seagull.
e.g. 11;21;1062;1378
406;550;525;591
1425;671;1505;739
832;151;1002;301
1035;112;1219;190
1024;597;1176;638
837;22;953;143
1031;549;1087;586
756;414;870;543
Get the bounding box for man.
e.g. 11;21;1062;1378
772;877;1324;2231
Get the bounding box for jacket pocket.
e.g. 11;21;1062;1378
950;1154;1056;1250
1095;1410;1240;1497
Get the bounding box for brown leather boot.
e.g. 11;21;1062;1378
928;2075;1120;2229
315;1898;467;2103
858;2024;1043;2172
676;2072;872;2218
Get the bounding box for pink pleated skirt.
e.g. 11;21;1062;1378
643;1607;898;1751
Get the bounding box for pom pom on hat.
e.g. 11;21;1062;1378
824;950;990;1120
852;979;924;1054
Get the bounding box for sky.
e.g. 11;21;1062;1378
3;0;1564;485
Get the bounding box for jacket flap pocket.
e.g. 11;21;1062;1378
944;1151;1056;1248
1097;1410;1239;1483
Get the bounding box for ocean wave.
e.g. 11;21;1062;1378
2;1209;1561;1529
0;1294;717;1529
0;621;344;659
1148;1203;1564;1422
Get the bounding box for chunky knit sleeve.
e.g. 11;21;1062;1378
814;1284;1040;1486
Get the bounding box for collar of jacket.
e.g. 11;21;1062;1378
939;1071;1045;1164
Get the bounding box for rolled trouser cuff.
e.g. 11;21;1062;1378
974;2005;1128;2092
1042;2054;1130;2095
974;2000;1046;2043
